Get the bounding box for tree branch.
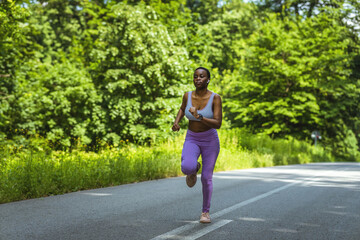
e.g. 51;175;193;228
0;74;11;77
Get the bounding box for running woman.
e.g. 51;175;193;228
172;67;222;223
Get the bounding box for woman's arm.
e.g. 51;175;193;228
190;94;222;129
172;93;187;131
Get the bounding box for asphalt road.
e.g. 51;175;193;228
1;162;360;240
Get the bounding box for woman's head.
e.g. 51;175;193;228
193;67;211;89
195;67;210;80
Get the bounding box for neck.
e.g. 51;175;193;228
195;88;208;97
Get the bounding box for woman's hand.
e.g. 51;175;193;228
189;107;199;118
172;122;181;131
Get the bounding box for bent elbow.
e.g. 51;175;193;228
216;120;222;129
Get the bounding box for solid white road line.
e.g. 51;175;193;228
211;180;298;219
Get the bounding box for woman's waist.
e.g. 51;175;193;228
186;127;218;139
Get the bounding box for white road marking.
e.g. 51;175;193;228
151;221;198;240
151;180;299;240
150;168;349;240
239;217;265;222
81;193;112;196
183;220;233;240
211;180;298;219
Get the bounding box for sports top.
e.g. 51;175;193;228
185;91;215;121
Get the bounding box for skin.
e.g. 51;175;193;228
172;68;222;133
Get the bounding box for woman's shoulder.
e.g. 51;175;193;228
182;91;190;102
209;91;221;98
210;91;222;103
183;91;191;97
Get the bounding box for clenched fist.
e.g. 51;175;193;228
189;107;199;118
172;122;180;131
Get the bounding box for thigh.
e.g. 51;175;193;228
200;140;220;176
182;140;201;168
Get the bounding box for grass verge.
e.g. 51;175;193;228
0;128;336;203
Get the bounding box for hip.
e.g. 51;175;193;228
185;128;219;144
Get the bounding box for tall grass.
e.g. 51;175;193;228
0;128;336;203
217;129;334;168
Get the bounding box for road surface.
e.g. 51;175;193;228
1;162;360;240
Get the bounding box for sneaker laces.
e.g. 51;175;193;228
201;212;210;219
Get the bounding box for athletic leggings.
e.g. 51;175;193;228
181;128;220;213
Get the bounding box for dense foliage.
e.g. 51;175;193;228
0;0;359;160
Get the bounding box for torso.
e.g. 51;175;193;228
186;90;215;132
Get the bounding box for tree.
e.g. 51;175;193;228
225;10;360;159
256;0;348;18
0;0;29;140
88;2;190;143
2;1;190;148
201;0;260;72
186;0;222;24
14;59;102;148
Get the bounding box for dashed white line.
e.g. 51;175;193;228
151;221;198;240
183;220;233;240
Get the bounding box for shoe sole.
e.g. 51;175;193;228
200;219;211;223
186;174;197;188
186;162;201;188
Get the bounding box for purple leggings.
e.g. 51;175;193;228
181;128;220;213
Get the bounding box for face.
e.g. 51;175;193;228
193;69;209;89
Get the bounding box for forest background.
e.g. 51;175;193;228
0;0;359;202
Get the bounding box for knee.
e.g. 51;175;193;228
201;174;213;185
181;158;197;175
181;164;196;175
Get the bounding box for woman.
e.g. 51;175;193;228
172;67;222;223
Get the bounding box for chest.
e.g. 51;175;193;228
191;94;212;111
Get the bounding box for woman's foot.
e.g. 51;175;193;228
186;173;197;187
186;162;201;188
200;212;211;223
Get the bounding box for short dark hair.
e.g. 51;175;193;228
195;67;211;80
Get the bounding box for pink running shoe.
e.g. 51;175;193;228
186;162;201;188
200;212;211;223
